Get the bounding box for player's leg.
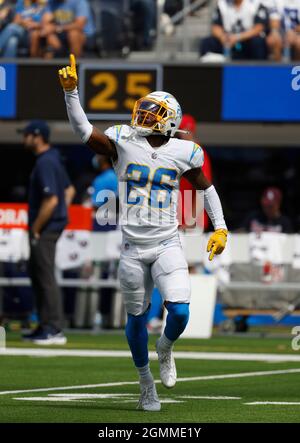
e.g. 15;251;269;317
119;251;160;411
266;32;283;61
44;30;62;59
67;29;86;58
293;35;300;61
29;29;41;58
152;239;190;388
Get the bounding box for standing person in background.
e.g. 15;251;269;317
20;120;75;344
177;114;212;230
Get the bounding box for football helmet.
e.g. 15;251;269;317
131;91;182;137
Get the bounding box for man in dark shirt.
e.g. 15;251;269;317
243;186;293;233
20;120;75;344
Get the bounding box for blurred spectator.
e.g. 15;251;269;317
280;0;300;60
0;0;48;57
177;114;212;230
130;0;156;50
263;0;283;60
200;0;268;60
90;154;118;231
90;154;119;329
242;186;293;233
0;0;14;32
42;0;95;58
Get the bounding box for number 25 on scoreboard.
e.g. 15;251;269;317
79;64;163;120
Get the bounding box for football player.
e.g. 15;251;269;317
59;55;228;412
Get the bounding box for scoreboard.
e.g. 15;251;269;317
79;63;163;120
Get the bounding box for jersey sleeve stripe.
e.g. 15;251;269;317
115;125;122;143
189;144;201;163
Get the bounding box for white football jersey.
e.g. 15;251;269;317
261;0;281;20
275;0;300;28
104;125;204;244
216;0;267;33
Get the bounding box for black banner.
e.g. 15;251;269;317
163;65;222;122
18;64;67;120
0;423;297;442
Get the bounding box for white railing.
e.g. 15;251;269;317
0;232;300;292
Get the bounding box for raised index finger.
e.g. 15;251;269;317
69;54;76;71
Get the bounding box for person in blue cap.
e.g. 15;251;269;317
19;120;75;345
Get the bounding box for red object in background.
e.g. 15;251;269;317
178;114;213;230
0;203;28;229
0;203;92;231
179;148;212;230
67;206;92;231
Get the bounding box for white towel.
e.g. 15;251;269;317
249;232;286;265
55;230;92;271
292;234;300;269
0;228;27;262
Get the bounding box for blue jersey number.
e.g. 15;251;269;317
125;164;177;208
150;168;178;208
126;164;150;205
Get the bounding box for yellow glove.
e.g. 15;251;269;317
58;54;78;92
207;229;228;261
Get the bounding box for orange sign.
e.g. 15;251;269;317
0;203;92;231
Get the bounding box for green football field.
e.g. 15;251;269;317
1;331;300;423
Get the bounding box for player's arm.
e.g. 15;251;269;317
183;167;228;261
58;55;117;160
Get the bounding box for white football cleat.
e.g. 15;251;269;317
137;383;161;412
156;339;177;388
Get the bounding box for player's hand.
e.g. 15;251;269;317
58;54;78;92
207;229;228;261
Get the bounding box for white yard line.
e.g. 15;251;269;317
1;348;300;362
245;401;300;405
1;368;300;396
178;396;241;400
13;397;94;403
13;396;184;404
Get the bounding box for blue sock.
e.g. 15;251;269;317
125;311;149;368
164;302;190;342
